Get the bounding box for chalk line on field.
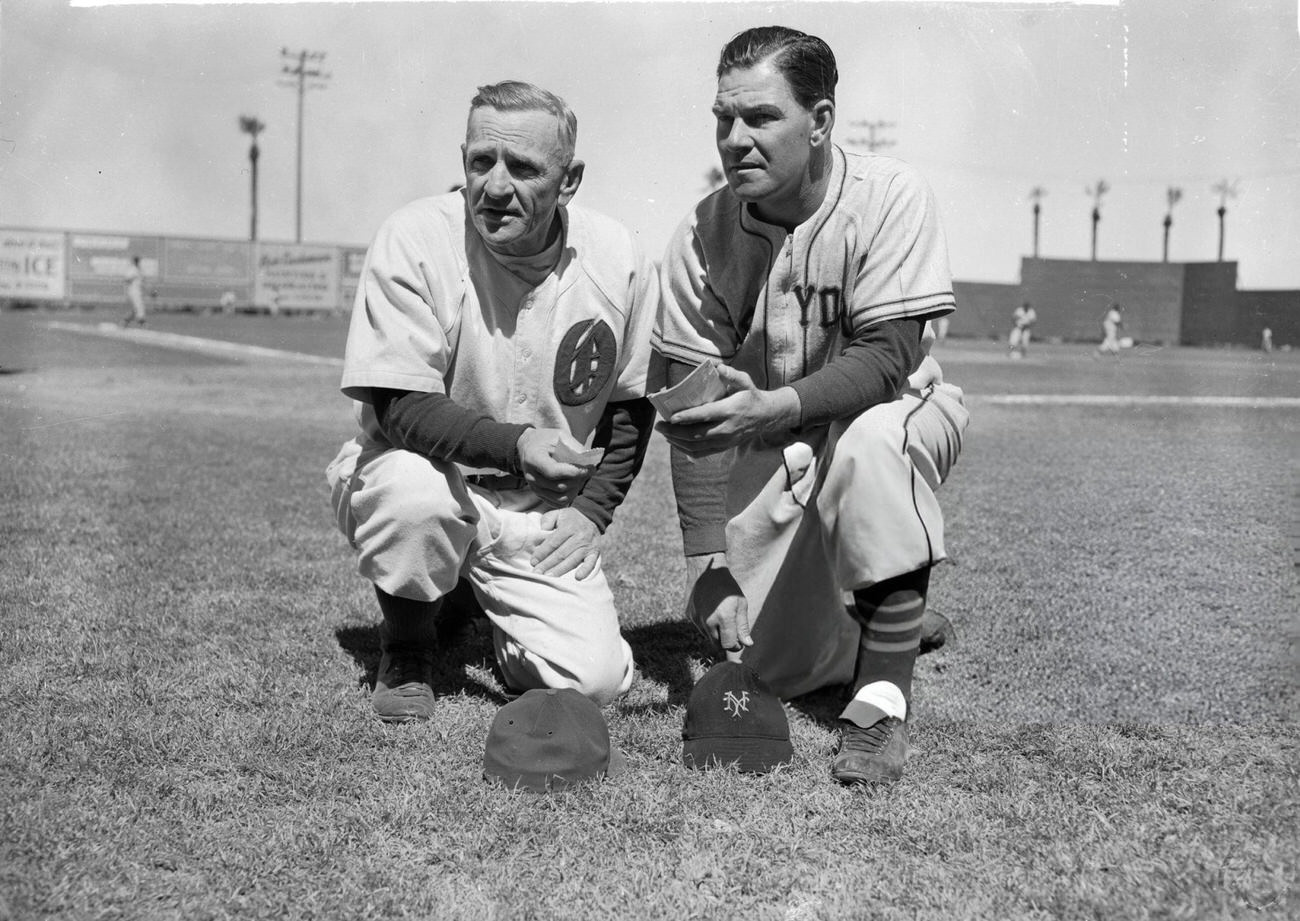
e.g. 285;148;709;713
47;321;345;368
985;394;1300;408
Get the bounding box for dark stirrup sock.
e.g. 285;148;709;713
850;567;931;708
374;586;442;647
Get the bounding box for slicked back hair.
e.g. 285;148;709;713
468;81;578;164
716;26;838;109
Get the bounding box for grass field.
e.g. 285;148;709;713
2;307;1297;920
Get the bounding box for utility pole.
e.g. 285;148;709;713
1211;178;1240;262
1028;186;1046;258
238;116;265;242
1086;179;1109;261
845;119;896;153
279;48;330;244
1162;187;1182;262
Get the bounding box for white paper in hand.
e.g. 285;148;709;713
552;442;606;468
647;361;727;420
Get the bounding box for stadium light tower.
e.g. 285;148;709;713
238;116;265;242
845;119;897;153
1211;179;1240;262
1029;186;1046;258
279;48;331;244
1086;179;1110;261
1162;187;1182;262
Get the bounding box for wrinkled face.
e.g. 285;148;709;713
713;58;817;211
463;107;576;256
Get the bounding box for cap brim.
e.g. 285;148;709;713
682;736;793;774
605;744;626;778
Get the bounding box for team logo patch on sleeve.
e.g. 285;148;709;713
554;319;616;406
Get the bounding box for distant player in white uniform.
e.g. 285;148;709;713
1008;301;1036;359
326;81;657;721
1096;302;1123;357
122;256;147;327
654;27;968;785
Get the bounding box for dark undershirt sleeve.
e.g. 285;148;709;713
372;388;532;474
571;398;656;533
663;360;733;556
788;318;924;429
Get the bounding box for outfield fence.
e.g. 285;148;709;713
0;227;366;314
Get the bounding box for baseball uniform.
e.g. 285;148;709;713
1098;306;1123;354
656;146;969;700
1009;303;1036;357
123;262;146;325
327;191;657;704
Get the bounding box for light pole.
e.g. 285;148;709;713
1029;186;1046;258
279;48;330;244
845;119;896;153
1162;187;1182;262
1086;179;1109;261
1211;179;1240;262
238;116;265;242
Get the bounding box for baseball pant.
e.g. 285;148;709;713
326;439;635;705
710;382;968;700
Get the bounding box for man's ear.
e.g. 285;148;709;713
809;100;835;148
558;159;585;205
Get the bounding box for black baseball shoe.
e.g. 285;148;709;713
831;717;909;785
372;644;436;723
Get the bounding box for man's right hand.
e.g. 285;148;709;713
686;552;753;663
516;428;594;507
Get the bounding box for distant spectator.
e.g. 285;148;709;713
122;256;147;328
1261;327;1273;353
1096;303;1123;358
220;290;237;313
1008;301;1037;359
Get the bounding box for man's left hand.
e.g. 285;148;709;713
657;365;801;457
530;507;601;579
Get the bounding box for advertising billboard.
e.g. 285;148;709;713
163;238;252;284
253;243;341;312
67;233;161;279
0;230;66;299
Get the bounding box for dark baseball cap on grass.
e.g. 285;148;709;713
483;688;625;793
682;661;794;773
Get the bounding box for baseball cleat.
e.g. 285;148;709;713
372;646;436;723
831;716;909;785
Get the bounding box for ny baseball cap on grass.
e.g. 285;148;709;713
483;688;625;793
682;661;793;773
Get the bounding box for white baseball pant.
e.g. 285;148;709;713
705;382;968;700
326;439;635;705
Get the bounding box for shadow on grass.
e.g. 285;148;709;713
334;582;512;705
334;588;952;727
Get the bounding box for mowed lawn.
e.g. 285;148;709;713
1;308;1296;920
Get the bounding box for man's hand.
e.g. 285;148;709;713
530;507;601;579
657;365;801;457
516;428;595;507
686;552;752;663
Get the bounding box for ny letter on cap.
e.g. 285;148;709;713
681;661;794;773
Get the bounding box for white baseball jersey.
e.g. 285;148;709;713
656;146;954;390
341;192;657;475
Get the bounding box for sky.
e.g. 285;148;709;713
3;0;1298;288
